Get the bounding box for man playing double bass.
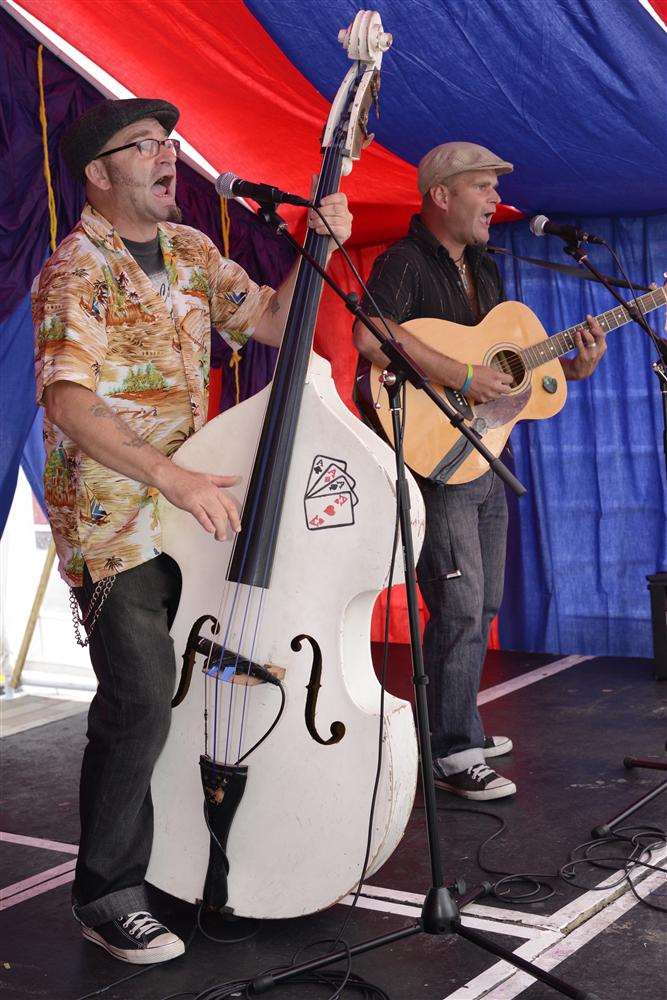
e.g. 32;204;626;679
354;141;606;801
33;97;351;963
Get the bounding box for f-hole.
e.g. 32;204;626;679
292;633;346;746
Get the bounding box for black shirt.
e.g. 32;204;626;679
360;213;504;326
354;215;505;480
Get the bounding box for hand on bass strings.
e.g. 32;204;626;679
307;174;352;248
158;465;242;540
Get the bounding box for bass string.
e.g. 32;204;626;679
205;137;345;766
200;387;276;762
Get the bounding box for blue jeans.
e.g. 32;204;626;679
72;554;181;926
416;471;508;774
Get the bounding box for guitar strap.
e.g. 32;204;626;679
486;245;651;292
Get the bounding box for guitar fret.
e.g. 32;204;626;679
520;286;666;371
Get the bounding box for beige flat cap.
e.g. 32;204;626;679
418;141;513;194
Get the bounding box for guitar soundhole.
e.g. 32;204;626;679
492;350;525;389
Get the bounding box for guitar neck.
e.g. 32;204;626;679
521;285;667;371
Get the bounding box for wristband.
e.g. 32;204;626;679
460;363;474;395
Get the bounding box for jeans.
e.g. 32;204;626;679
416;471;508;774
72;554;181;926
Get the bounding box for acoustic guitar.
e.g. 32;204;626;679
357;285;667;484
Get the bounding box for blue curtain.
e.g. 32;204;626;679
493;216;667;658
0;294;42;528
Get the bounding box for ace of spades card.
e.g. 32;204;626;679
304;455;358;530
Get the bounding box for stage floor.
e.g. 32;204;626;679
1;648;665;1000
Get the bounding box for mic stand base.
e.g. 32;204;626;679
591;753;667;839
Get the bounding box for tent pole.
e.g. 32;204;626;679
10;538;56;690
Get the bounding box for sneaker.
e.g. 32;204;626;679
81;910;185;964
483;735;513;759
433;760;516;800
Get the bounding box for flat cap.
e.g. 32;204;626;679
418;141;513;195
60;98;180;182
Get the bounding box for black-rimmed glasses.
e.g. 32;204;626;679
97;137;181;160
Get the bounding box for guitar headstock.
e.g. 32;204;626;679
321;10;392;176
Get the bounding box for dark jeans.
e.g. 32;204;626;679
416;471;508;773
72;554;181;926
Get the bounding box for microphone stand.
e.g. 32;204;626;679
561;240;667;842
246;204;599;1000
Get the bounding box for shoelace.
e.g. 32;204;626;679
122;911;164;938
468;763;494;781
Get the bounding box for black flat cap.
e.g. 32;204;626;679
60;97;180;182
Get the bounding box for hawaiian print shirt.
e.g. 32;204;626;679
32;203;274;586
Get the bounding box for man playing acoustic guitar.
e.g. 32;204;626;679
353;141;606;800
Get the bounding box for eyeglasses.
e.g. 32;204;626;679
97;137;181;160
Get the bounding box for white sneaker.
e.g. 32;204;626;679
483;735;513;759
81;910;185;964
433;760;516;800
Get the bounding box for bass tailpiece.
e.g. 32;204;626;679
199;754;248;910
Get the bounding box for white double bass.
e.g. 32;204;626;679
147;11;425;919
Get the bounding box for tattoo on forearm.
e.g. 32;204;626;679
90;403;148;449
269;294;280;316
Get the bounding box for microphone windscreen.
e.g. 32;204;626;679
215;172;237;198
529;214;548;237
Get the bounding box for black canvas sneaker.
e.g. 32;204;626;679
483;735;513;759
433;760;516;800
81;910;185;964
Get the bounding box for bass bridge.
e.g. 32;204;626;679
172;614;285;708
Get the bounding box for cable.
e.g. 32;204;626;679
426;804;666;914
196;901;262;944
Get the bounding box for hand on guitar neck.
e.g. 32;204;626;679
559;314;607;380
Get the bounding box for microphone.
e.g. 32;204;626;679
529;214;605;246
215;171;312;207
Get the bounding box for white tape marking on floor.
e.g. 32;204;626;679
358;884;425;906
358;885;555;933
340;893;422;918
549;841;667;933
341;894;541;940
477;655;593;705
440;844;667;999
1;831;78;854
461;903;556;932
1;859;76;902
0;870;76;911
462;866;667;1000
443;931;563;999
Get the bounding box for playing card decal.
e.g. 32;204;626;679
304;455;358;531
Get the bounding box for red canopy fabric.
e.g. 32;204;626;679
20;0;520;246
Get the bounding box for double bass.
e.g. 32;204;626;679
147;10;425;919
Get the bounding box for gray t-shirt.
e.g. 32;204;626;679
123;236;173;313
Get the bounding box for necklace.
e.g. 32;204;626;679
453;252;469;291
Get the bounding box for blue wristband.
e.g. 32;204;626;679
460;363;473;394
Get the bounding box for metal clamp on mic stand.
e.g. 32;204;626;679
247;201;601;1000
